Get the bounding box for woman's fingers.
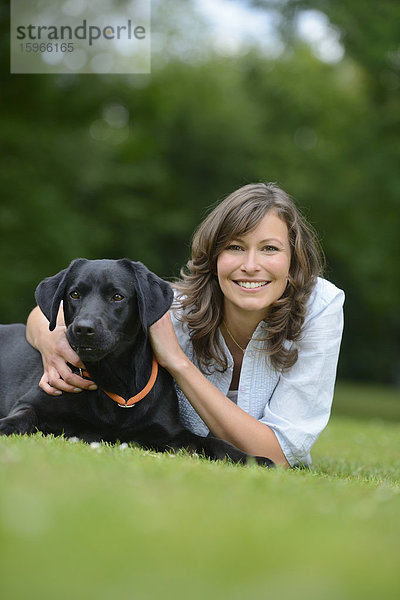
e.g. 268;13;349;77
39;372;64;396
38;329;97;394
29;314;98;396
40;361;97;395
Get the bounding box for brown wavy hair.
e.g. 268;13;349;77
173;182;324;373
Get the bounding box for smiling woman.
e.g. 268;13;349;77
149;182;344;467
172;183;324;374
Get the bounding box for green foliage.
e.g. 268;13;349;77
0;1;399;382
0;405;400;600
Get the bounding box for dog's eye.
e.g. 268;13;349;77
112;293;124;302
70;290;80;299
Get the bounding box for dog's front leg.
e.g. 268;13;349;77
0;406;38;436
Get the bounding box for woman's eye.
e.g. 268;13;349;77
70;290;80;299
112;293;124;302
263;245;279;252
226;244;243;251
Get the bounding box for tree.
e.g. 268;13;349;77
1;0;399;382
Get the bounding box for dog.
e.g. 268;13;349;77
0;258;274;467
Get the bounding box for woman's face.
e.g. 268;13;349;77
216;211;291;323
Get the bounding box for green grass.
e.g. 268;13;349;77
0;383;399;600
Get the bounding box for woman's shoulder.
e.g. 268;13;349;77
170;288;186;319
312;277;344;303
169;291;193;349
304;277;345;323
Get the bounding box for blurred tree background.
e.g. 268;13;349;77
0;0;399;384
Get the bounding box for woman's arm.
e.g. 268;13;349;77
26;306;97;396
149;312;289;467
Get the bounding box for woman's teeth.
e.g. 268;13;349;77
237;281;268;289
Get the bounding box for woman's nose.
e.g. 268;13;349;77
240;250;260;272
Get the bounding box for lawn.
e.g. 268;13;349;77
0;382;399;600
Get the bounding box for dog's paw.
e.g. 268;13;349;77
213;444;274;468
253;455;275;468
217;444;275;468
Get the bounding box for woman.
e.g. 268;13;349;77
26;183;344;468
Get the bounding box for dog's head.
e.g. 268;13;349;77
35;258;174;362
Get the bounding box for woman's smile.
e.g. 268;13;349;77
234;280;270;290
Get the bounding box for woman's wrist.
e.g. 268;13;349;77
165;354;192;378
26;307;47;350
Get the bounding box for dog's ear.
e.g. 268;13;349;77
35;259;86;331
119;259;174;329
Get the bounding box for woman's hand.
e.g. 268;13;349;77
26;306;97;396
149;311;187;374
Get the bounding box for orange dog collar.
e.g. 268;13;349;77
79;356;159;408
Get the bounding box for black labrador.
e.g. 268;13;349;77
0;259;274;467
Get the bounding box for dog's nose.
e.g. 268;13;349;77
74;320;96;337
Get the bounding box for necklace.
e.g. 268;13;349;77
223;321;247;353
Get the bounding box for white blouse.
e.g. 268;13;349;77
171;278;345;467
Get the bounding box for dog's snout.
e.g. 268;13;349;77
74;320;96;337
